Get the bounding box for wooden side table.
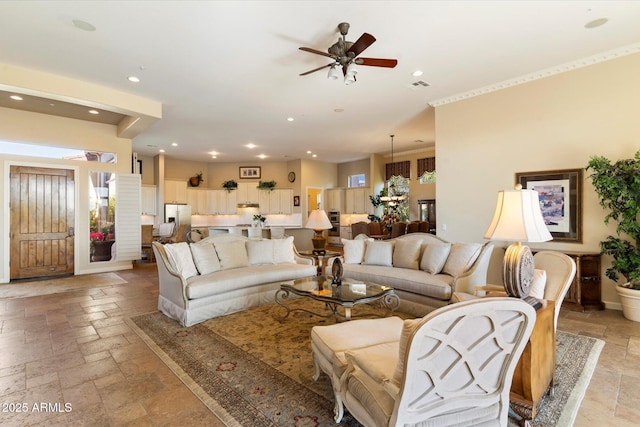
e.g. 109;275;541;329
510;300;555;426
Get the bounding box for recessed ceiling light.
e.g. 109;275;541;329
88;109;99;115
585;18;608;29
72;19;96;32
246;143;256;149
211;156;217;159
306;150;312;154
10;95;23;101
159;149;165;153
209;151;219;156
312;154;317;158
128;76;140;83
412;70;423;77
287;117;294;122
258;154;267;159
171;142;178;146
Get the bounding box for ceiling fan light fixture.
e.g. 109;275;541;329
327;64;341;80
346;62;358;77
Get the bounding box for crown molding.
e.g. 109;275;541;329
429;43;640;107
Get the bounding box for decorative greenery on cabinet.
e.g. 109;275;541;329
222;179;238;192
257;180;277;191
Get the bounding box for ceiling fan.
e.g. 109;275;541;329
299;22;398;84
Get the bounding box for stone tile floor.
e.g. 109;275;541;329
0;262;638;426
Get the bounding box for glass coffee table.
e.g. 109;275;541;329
275;275;400;321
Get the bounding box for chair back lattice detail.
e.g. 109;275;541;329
392;298;535;427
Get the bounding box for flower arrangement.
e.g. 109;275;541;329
90;231;113;242
252;214;267;227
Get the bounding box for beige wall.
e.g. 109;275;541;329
436;53;640;308
337;158;370;187
0;107;134;282
300;159;338;222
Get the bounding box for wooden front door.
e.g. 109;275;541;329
10;166;75;280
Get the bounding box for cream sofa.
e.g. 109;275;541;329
326;233;494;316
152;234;316;326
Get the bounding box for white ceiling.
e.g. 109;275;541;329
1;1;640;163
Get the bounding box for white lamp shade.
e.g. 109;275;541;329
327;65;341;80
346;62;358;76
305;209;332;230
484;189;552;243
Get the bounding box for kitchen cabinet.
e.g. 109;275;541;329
164;179;187;204
259;189;293;214
325;188;345;212
345;188;371;214
208;190;237;215
340;226;352;240
141;185;157;215
274;188;293;214
187;188;209;215
237;182;260;204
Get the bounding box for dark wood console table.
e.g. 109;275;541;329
561;252;604;311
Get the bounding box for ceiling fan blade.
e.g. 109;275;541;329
299;47;336;59
299;63;333;76
346;32;376;57
355;57;398;68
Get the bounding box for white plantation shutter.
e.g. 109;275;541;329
115;173;141;261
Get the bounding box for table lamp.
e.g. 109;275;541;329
305;209;333;254
484;185;552;298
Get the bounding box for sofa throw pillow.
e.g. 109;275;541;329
529;269;547;299
164;242;199;279
189;242;221;275
363;241;394;267
392;318;423;386
420;243;451;274
247;239;275;265
213;240;250;270
442;243;483;277
342;238;372;264
392;239;422;270
273;236;296;264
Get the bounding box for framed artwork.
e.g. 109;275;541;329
293;195;300;206
239;166;261;179
515;168;583;243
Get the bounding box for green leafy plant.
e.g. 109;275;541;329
257;180;276;191
222;179;238;192
587;150;640;287
195;172;204;183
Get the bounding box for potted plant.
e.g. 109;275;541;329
190;172;204;187
222;179;238;192
252;214;267;228
587;150;640;321
257;180;276;191
90;225;115;262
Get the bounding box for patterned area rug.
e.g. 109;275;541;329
0;272;126;298
127;300;603;427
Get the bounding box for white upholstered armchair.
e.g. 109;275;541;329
452;250;576;332
312;298;535;426
340;298;535;427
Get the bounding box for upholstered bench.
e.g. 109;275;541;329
311;316;404;422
